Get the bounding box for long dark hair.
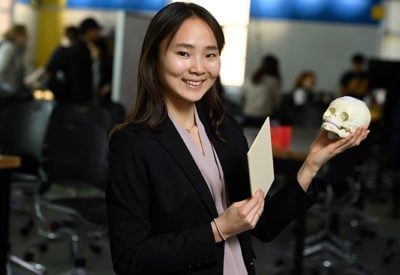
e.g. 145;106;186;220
111;2;226;139
252;54;281;85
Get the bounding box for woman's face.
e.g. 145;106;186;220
303;75;315;90
15;32;28;46
158;17;221;107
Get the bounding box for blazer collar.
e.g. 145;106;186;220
153;116;219;217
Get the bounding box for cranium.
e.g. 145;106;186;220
321;96;371;138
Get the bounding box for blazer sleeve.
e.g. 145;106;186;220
252;175;317;242
106;128;222;275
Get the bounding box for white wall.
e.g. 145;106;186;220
245;19;380;95
112;11;152;112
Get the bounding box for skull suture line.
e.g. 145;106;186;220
321;96;371;138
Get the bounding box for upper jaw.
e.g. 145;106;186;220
183;79;206;87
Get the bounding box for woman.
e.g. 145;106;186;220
240;54;282;127
277;70;322;127
0;24;29;97
106;2;369;274
291;70;317;107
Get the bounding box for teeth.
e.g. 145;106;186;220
185;80;201;86
324;120;340;129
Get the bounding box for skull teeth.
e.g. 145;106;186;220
323;120;351;133
324;120;340;129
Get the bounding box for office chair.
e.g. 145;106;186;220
48;103;113;132
26;103;110;275
0;99;55;234
0;99;55;274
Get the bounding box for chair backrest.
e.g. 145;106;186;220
0;100;55;172
49;103;112;132
44;106;109;191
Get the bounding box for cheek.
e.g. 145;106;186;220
163;57;188;78
208;62;221;79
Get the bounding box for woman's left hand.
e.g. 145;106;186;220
297;126;370;191
308;126;369;168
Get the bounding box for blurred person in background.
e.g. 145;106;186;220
277;70;324;127
90;36;113;105
66;17;101;103
339;52;370;100
240;54;282;127
291;70;317;107
0;24;30;101
24;25;80;101
45;25;79;101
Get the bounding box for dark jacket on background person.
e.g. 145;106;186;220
45;45;70;101
66;39;93;103
106;112;316;275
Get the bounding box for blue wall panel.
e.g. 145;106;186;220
250;0;381;25
66;0;168;11
16;0;380;25
16;0;31;4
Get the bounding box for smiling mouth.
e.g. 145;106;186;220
184;80;203;87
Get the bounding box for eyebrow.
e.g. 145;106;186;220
174;43;218;51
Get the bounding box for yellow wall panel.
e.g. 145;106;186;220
35;0;65;66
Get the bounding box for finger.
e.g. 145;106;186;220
334;127;366;151
249;192;265;224
240;190;264;219
347;127;369;146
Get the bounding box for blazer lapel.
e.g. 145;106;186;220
154;118;218;217
200;112;252;203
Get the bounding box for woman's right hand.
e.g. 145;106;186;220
212;189;265;241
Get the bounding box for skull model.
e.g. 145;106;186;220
321;96;371;138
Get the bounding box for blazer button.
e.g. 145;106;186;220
250;261;254;266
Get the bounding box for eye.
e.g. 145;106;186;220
206;53;217;58
328;108;336;116
340;112;349;121
177;51;189;57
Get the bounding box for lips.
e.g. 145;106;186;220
184;80;203;87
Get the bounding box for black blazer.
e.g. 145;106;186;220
106;113;316;275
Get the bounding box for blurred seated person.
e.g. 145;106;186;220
339;52;370;100
278;70;323;128
240;54;282;127
291;70;317;106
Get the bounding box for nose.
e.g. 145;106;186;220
189;56;205;75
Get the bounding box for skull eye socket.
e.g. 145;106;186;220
328;108;335;115
340;112;349;121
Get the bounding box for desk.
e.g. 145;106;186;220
244;126;320;159
0;155;21;275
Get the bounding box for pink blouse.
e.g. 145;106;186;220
169;108;248;275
